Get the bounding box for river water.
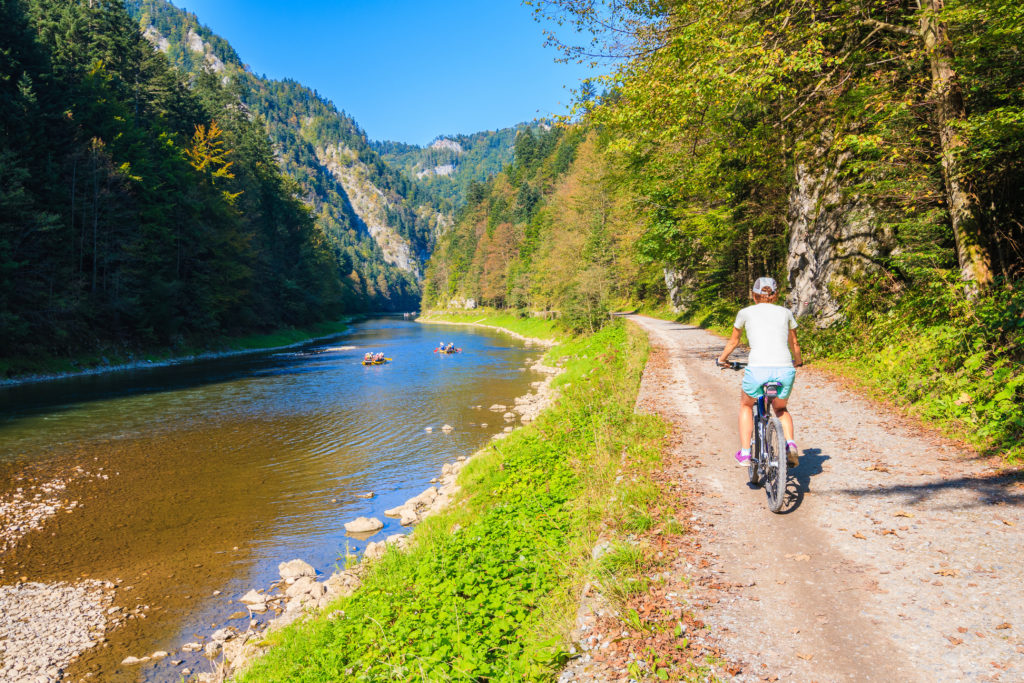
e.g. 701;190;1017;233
0;318;545;681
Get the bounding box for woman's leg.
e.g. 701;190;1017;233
772;398;794;442
739;392;756;450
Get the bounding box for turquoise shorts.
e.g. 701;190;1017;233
742;366;797;399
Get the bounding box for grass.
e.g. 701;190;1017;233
418;308;568;343
235;320;660;682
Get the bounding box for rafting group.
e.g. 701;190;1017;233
434;342;461;354
362;352;389;365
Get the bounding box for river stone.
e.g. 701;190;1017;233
121;656;148;665
480;422;488;427
344;517;383;534
399;508;418;526
239;590;266;606
210;627;235;642
385;533;405;546
278;559;316;582
441;424;453;432
407;487;437;508
285;577;317;600
181;642;202;652
441;463;453;475
503;426;514;433
383;505;405;517
489;404;506;412
204;641;222;658
364;541;386;561
503;411;515;420
424;426;433;432
150;651;168;659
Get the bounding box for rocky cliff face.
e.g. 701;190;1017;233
316;143;421;277
786;144;891;324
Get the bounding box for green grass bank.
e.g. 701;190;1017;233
418;308;569;343
237;320;664;681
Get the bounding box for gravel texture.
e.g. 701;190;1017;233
0;580;114;682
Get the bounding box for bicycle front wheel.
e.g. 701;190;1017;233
764;417;787;513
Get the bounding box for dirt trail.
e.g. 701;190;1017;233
624;315;1023;682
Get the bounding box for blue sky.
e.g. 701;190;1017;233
174;0;595;145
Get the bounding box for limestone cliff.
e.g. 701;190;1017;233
315;143;421;276
786;143;892;324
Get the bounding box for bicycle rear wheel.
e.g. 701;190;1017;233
764;417;787;512
747;414;761;486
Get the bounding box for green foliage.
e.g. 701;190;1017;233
801;276;1024;461
238;322;657;682
373;125;541;211
0;0;352;367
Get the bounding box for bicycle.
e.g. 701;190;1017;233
717;360;787;513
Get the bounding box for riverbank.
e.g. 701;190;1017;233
0;318;358;388
188;320;657;681
418;309;568;345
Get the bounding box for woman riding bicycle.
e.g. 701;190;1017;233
716;277;803;469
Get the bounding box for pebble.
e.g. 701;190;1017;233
0;580;112;682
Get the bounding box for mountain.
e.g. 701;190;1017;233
127;0;448;309
373;124;545;210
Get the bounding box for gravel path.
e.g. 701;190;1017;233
625;315;1023;681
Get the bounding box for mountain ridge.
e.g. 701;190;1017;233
128;0;445;309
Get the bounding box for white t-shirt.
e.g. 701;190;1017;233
733;303;798;367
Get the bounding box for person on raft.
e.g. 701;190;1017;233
364;352;373;362
373;352;384;362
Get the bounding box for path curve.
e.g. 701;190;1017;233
627;315;1023;682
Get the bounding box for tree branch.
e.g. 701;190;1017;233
863;18;919;37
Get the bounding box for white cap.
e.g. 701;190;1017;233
752;277;778;294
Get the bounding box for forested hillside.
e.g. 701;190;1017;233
0;0;350;362
374;124;540;210
426;0;1024;459
128;0;446;309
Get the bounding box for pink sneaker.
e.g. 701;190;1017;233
734;451;751;467
786;441;800;468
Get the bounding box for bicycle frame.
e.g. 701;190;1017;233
751;382;781;458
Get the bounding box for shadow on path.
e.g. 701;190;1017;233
838;469;1024;509
778;448;831;514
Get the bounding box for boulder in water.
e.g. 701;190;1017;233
344;517;383;534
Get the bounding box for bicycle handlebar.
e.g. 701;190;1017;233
715;359;803;369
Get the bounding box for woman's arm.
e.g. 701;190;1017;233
717;327;743;365
789;328;803;367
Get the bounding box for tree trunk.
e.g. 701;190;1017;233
918;0;993;288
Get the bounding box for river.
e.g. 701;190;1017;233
0;318;546;682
